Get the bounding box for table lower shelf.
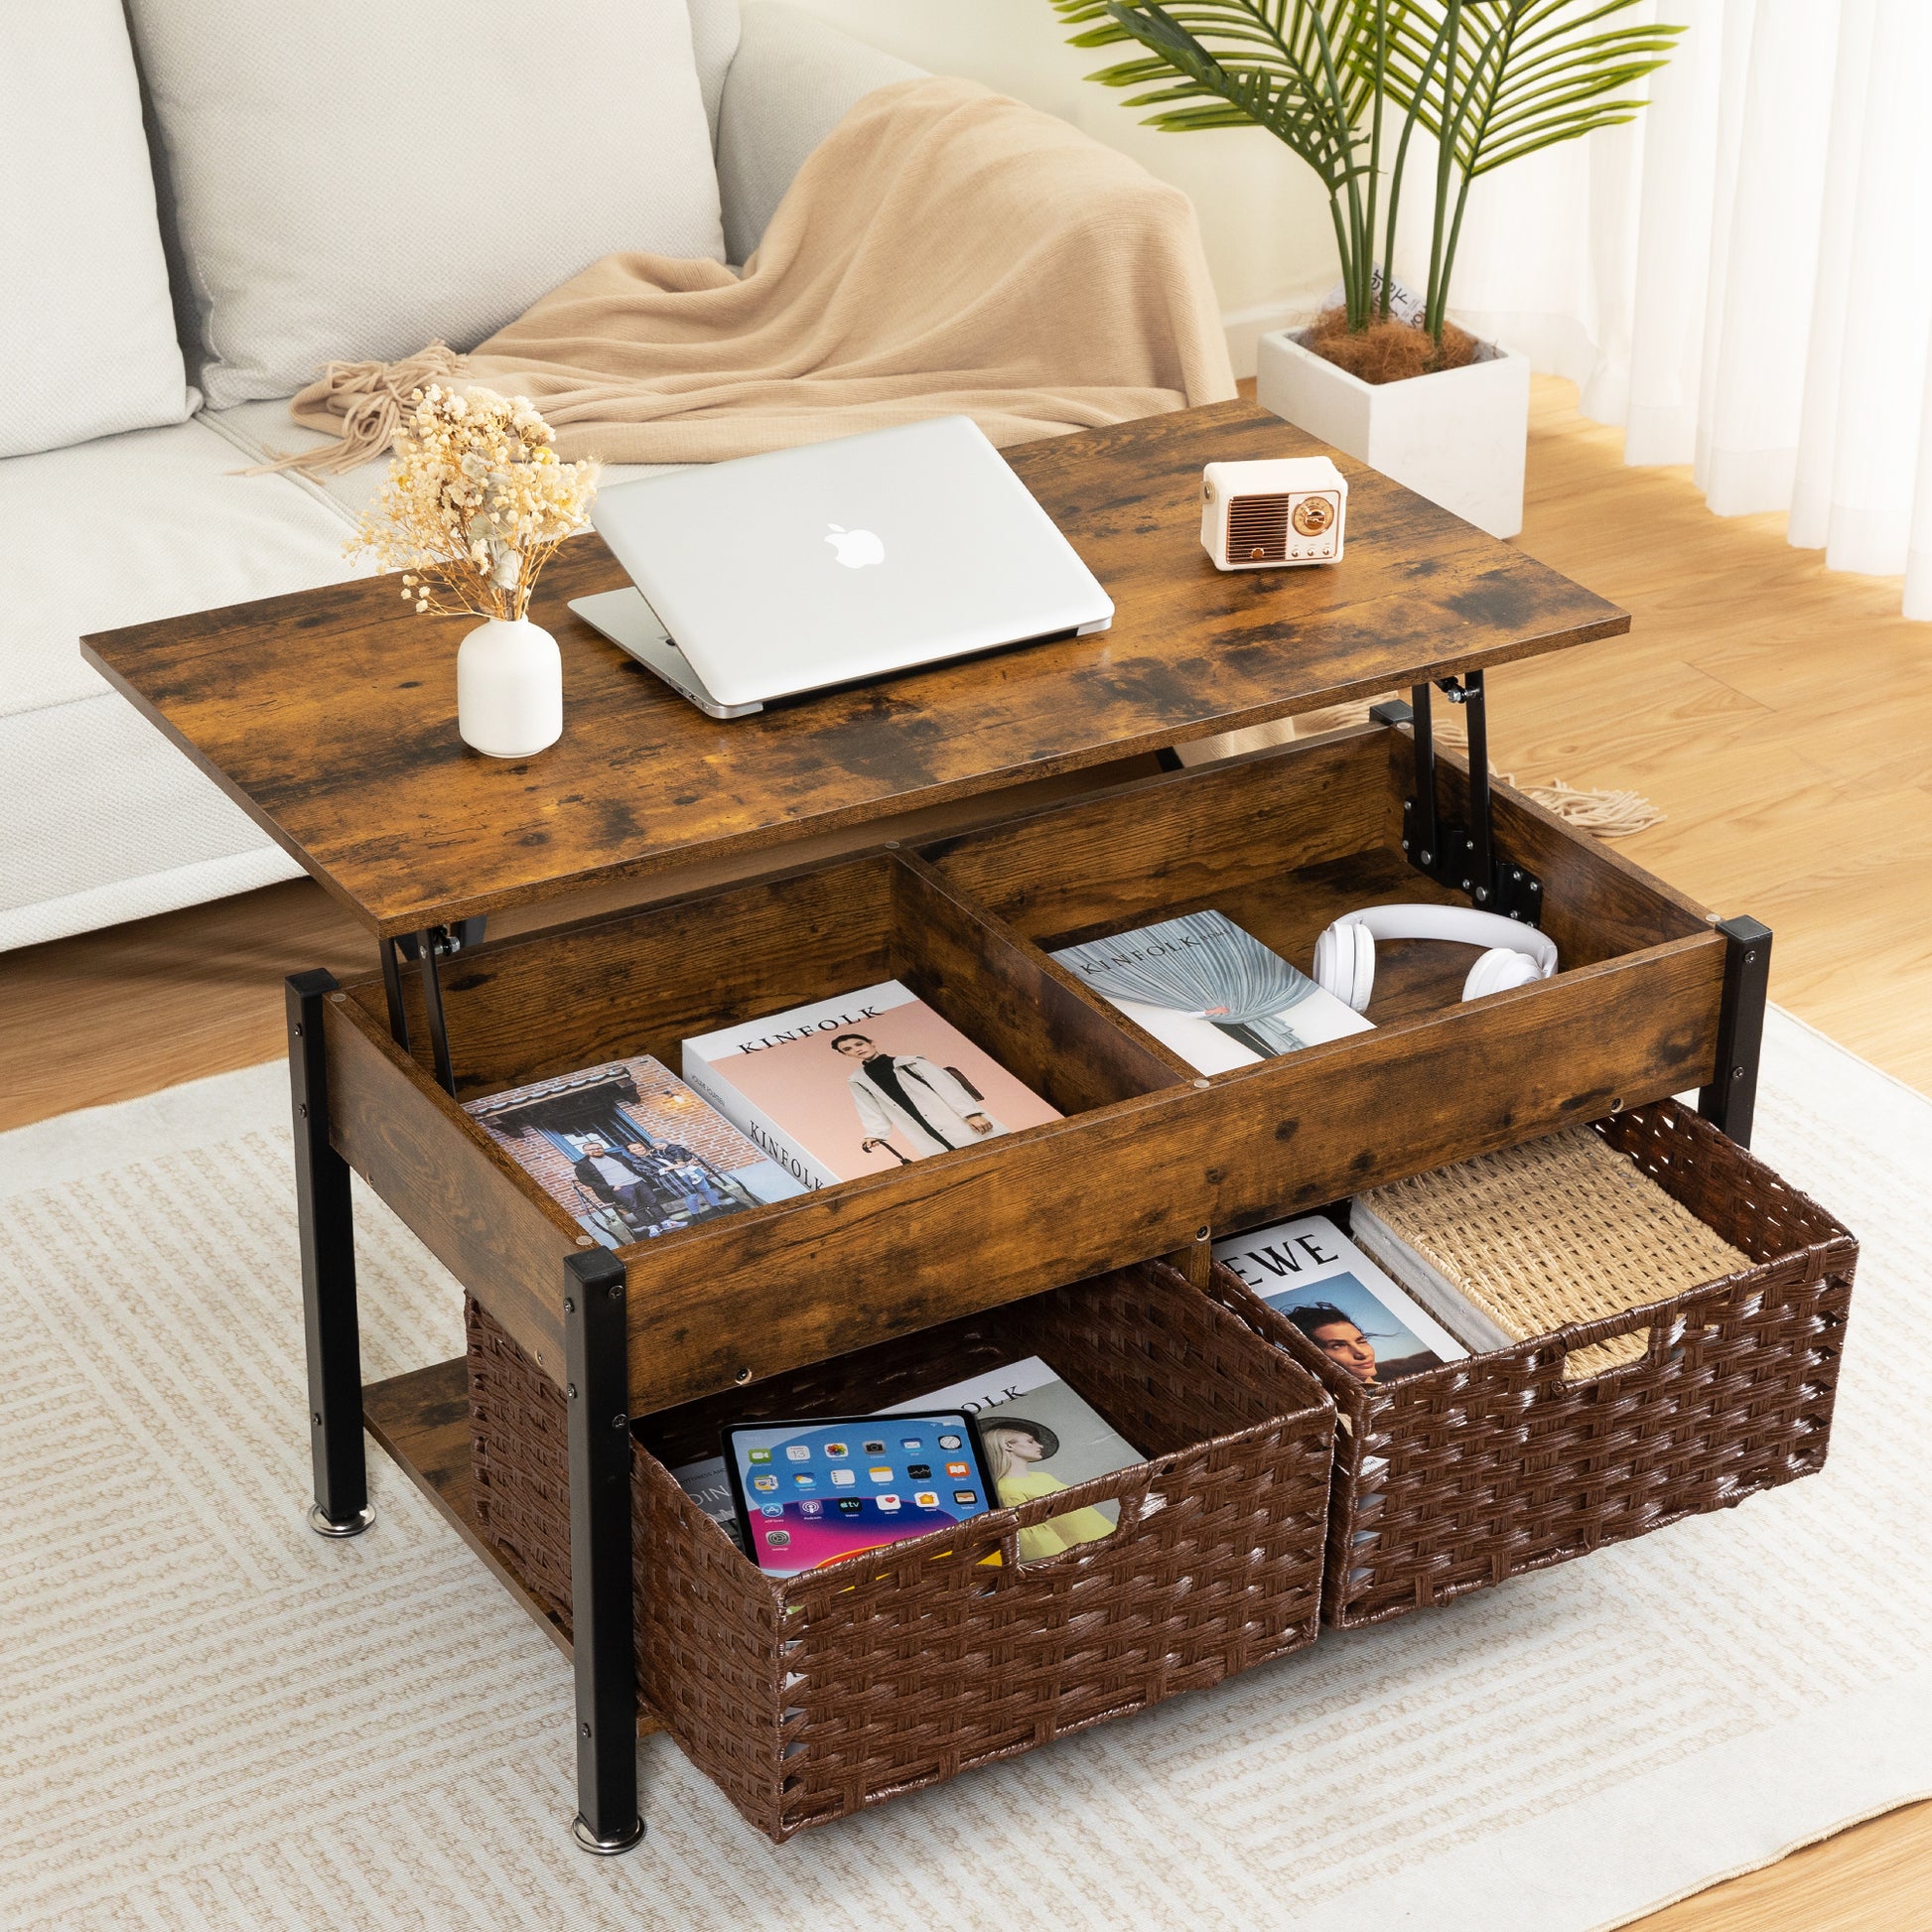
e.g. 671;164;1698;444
362;1358;661;1738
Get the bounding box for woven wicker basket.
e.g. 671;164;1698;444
1207;1101;1858;1629
469;1260;1335;1841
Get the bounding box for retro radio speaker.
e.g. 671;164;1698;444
1200;456;1347;570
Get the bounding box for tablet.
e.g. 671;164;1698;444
722;1412;998;1578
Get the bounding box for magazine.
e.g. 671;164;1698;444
889;1355;1140;1561
1348;1202;1529;1356
670;1354;1140;1562
681;979;1061;1189
1212;1213;1471;1385
1049;909;1372;1075
464;1053;804;1252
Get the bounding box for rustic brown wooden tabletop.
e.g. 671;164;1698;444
81;399;1625;941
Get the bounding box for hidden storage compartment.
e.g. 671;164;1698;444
920;723;1731;1227
363;846;1181;1126
334;847;1205;1411
923;724;1711;1017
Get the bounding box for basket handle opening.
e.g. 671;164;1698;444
1550;1303;1667;1385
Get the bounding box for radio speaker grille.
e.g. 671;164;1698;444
1226;492;1289;563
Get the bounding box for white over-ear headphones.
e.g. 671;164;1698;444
1311;904;1558;1014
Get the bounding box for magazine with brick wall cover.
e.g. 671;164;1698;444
464;1054;804;1252
1213;1212;1469;1387
681;979;1061;1189
1050;908;1372;1075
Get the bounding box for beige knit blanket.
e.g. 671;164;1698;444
283;75;1235;472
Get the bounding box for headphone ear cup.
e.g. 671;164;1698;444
1313;920;1375;1012
1462;946;1541;1002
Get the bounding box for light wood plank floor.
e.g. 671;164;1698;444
1500;381;1932;1094
1;377;1927;1926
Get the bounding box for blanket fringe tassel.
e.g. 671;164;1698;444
1511;778;1665;836
245;344;469;477
1295;702;1665;837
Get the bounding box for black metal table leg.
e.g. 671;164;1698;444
565;1250;645;1855
287;970;374;1538
1698;915;1772;1147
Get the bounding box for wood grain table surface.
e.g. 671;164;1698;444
79;400;1625;941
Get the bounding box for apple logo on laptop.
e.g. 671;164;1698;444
825;523;885;569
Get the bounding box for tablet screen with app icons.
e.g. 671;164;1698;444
721;1413;997;1578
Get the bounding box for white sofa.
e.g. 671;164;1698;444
2;0;916;953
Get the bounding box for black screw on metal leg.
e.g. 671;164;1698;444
288;970;374;1539
1698;915;1772;1147
565;1250;644;1855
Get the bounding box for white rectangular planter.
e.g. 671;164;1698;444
1255;327;1531;539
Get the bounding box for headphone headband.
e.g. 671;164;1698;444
1332;903;1557;974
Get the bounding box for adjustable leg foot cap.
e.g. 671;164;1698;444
572;1815;645;1856
307;1502;376;1539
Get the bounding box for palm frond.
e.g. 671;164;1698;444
1048;0;1686;341
1378;0;1681;173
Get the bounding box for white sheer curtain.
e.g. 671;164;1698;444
1429;0;1932;619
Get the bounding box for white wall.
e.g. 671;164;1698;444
788;0;1341;366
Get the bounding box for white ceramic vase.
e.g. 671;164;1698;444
1255;326;1532;539
457;617;563;759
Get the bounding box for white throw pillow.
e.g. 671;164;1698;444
0;0;195;459
685;0;743;142
125;0;727;409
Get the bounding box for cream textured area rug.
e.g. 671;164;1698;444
3;1011;1927;1931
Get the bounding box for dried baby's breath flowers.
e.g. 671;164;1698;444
349;386;599;622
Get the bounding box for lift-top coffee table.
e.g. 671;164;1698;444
82;399;1768;1851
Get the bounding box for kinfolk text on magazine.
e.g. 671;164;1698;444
683;980;1060;1187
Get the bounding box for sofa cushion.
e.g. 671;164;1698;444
1;415;375;948
0;0;194;458
718;3;922;266
0;696;301;950
687;0;743;143
125;0;726;409
4;418;365;721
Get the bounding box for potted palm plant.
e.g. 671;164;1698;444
1051;0;1681;536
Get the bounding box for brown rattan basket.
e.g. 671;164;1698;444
1207;1101;1858;1629
468;1259;1335;1841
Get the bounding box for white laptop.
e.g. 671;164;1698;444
569;415;1113;717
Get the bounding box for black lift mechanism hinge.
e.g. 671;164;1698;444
1371;673;1543;926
